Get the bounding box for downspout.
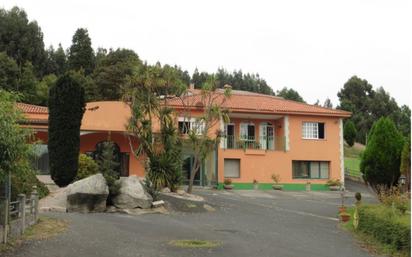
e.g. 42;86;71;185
214;143;219;188
339;118;345;188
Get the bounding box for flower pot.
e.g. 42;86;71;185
338;206;346;213
329;185;340;191
223;184;234;190
253;184;258;190
340;213;350;223
272;184;283;190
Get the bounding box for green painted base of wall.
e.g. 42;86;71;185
217;183;329;191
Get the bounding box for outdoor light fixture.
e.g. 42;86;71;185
399;175;406;185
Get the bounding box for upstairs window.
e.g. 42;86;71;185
240;123;255;140
178;117;205;135
302;122;325;139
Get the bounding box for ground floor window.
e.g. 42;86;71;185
292;161;329;179
32;144;49;175
224;159;240;178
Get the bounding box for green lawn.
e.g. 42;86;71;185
344;143;364;178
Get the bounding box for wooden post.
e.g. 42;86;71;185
18;194;26;234
1;197;9;244
31;186;39;223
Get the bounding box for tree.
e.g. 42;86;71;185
93;48;142;100
0;7;47;76
35;74;57;106
19;61;39;103
44;44;67;76
400;136;410;190
48;72;85;187
360;117;404;190
179;76;231;193
344;120;357;147
68;28;95;75
323;98;333;108
126;63;185;192
276;87;305;102
0;52;19;91
96;141;120;199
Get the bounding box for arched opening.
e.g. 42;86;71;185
90;141;129;177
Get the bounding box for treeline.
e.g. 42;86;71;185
0;7;275;105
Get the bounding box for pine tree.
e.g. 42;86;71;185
344;120;357;147
68;28;95;75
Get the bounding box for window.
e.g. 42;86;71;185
292;161;329;179
302;122;325;139
224;159;240;178
178;117;205;135
240;123;255;140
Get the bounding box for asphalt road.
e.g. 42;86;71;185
3;183;377;257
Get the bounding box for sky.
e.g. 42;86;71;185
2;0;411;106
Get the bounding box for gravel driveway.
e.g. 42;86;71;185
3;181;377;257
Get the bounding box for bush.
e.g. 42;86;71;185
344;120;357;147
355;192;362;202
271;174;281;184
97;141;120;200
11;167;49;200
326;179;342;187
360;117;404;189
377;186;409;214
223;178;232;185
48;72;85;187
357;205;410;251
76;154;99;180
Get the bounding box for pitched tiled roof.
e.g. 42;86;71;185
16;103;48;114
167;89;351;117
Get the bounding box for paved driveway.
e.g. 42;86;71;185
4;182;377;257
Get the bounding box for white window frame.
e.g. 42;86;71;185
302;122;319;139
239;122;255;140
178;117;205;135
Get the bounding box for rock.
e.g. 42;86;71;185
152;200;165;208
161;187;171;193
66;174;109;213
112;176;153;209
158;192;209;213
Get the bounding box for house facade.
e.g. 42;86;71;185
19;88;351;190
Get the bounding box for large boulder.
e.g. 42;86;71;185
66;174;109;213
112;176;152;209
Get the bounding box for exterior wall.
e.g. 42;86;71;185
218;115;342;187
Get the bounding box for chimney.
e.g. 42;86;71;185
189;83;195;90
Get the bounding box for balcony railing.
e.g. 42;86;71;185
222;135;286;151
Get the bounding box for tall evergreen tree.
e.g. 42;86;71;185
0;52;19;91
276;87;305;102
68;28;95;75
48;72;85;187
360;117;404;190
344;120;357;147
45;43;67;76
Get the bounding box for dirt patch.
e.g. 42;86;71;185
23;216;68;240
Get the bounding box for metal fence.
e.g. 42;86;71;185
222;135;286;151
0;188;39;244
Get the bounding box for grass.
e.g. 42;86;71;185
341;205;410;257
169;240;221;248
0;216;68;254
344;143;364;178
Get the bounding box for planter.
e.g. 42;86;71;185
340;213;350;223
305;183;311;191
223;184;234;190
329;185;341;191
338;206;346;213
272;184;283;190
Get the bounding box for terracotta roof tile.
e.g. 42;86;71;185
16;103;48;114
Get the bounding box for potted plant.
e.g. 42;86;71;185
223;178;234;190
305;181;311;191
339;212;350;223
326;179;342;191
271;174;283;190
338;205;346;213
253;179;258;190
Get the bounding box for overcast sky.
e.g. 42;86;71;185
2;0;411;106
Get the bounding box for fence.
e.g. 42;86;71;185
0;188;39;244
222;135;286;151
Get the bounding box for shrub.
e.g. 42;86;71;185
377;186;409;214
76;154;99;180
326;179;342;187
271;174;281;184
357;205;410;251
96;142;120;199
11;166;49;200
223;178;232;185
344;120;357;147
360;117;404;189
48;72;85;187
355;192;362;202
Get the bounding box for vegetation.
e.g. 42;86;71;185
360;117;404;190
76;154;99;180
169;240;221;249
0;90;49;199
68;28;95;75
23;216;68;240
276;87;305;102
338;76;410;144
126;63;185;192
400;136;410;190
344;120;357;147
48;72;85;187
271;174;281;184
326;179;342;187
96;141;120;199
223;178;232;185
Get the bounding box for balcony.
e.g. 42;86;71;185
222;135;286;151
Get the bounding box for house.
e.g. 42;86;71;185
19;87;351;190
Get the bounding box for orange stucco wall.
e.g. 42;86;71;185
218;115;342;184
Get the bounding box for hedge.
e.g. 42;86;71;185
357;205;410;251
